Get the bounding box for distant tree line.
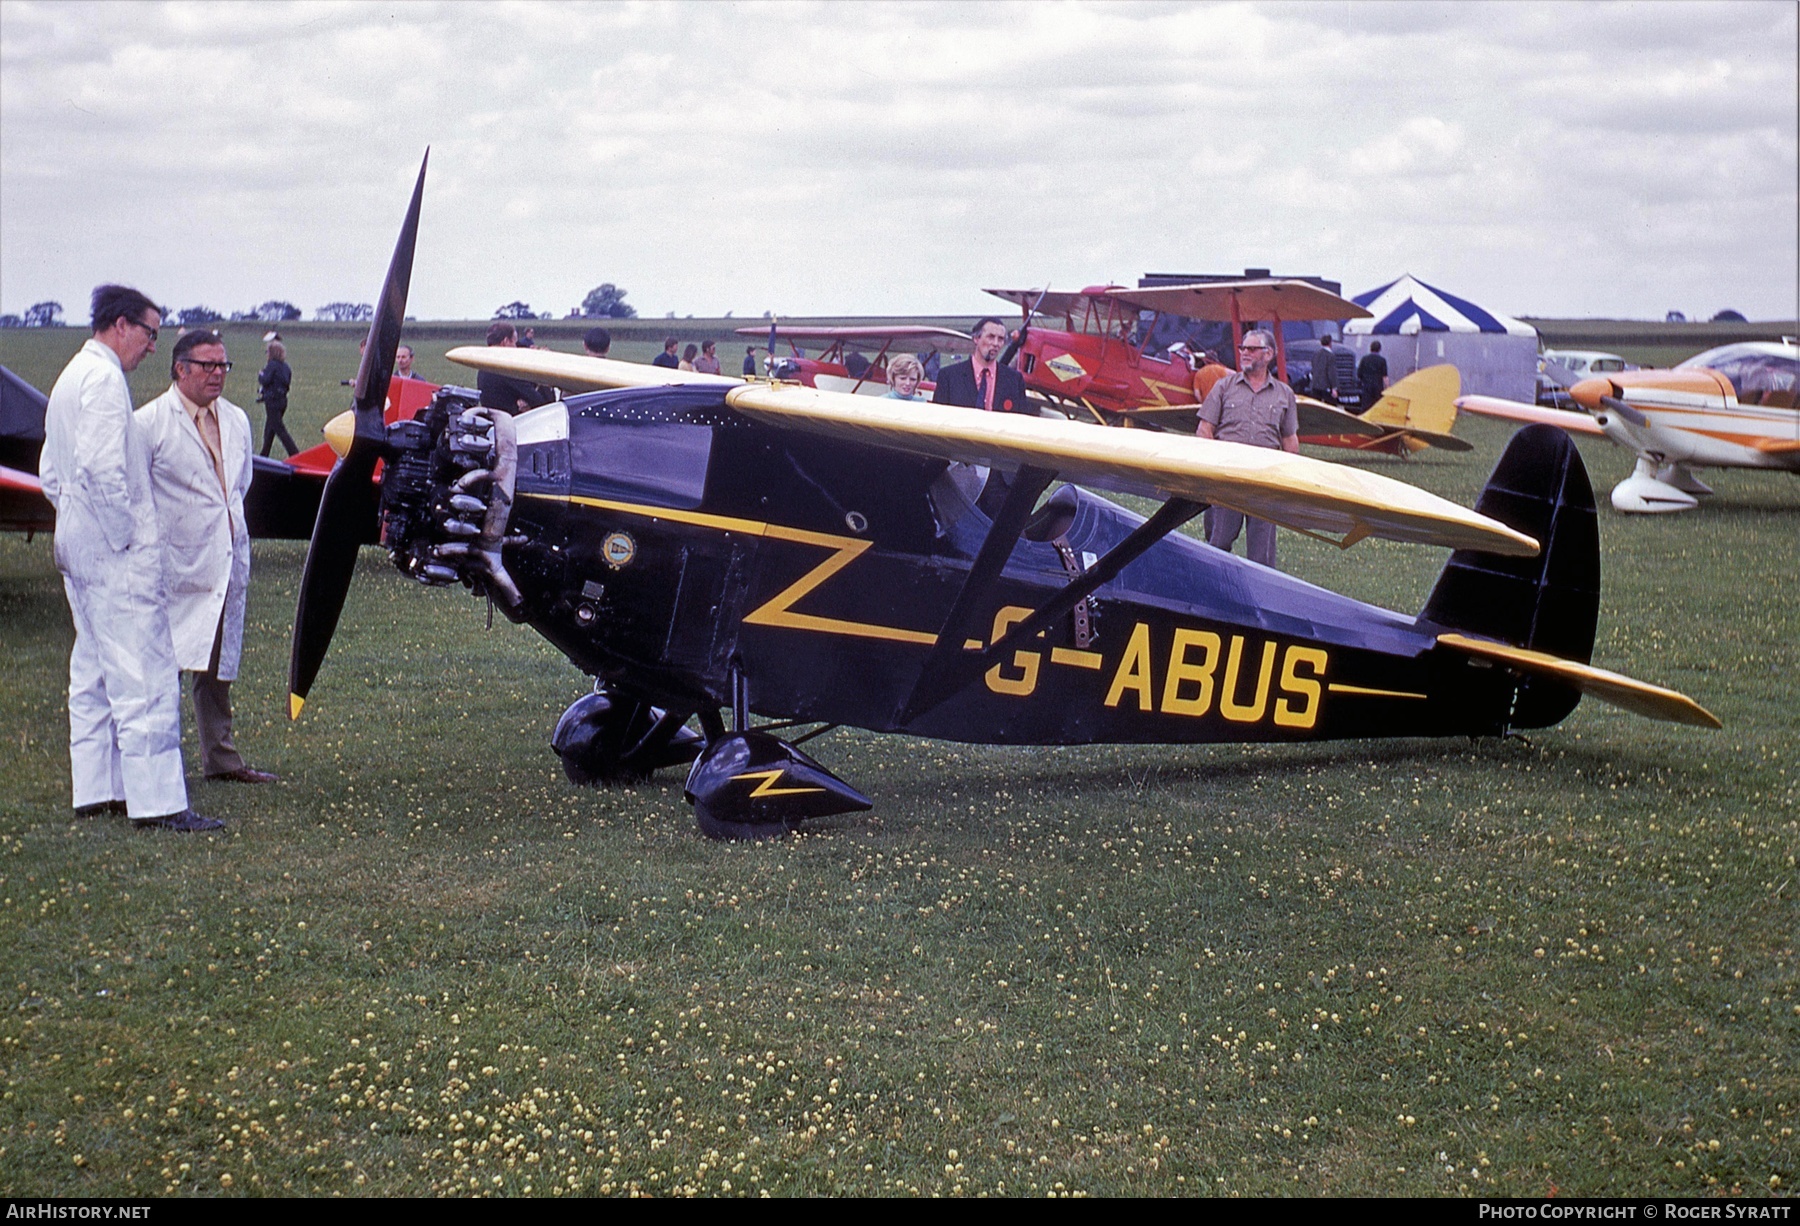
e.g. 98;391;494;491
315;302;374;322
0;301;66;328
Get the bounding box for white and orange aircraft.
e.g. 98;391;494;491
1457;341;1798;512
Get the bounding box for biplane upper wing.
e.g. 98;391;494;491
983;288;1109;320
1456;395;1607;437
734;325;974;354
1106;280;1374;323
450;347;1538;556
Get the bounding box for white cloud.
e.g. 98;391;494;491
1;0;1793;322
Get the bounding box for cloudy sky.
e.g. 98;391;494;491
2;1;1794;324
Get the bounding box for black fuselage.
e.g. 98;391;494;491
469;385;1536;746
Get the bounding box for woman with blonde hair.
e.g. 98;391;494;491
884;353;925;401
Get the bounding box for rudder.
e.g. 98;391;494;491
1364;363;1460;434
1420;424;1599;728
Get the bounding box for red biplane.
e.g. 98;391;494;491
985;281;1470;454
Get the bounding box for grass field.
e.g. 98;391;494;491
0;330;1794;1197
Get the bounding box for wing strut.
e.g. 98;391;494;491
898;466;1057;723
899;489;1207;724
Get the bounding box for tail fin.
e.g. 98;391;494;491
1364;364;1460;435
1420;423;1599;727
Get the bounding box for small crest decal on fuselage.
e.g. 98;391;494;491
601;531;637;569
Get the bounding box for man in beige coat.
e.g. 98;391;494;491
136;330;276;784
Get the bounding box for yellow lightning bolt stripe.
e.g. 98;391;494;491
1139;378;1194;409
731;769;825;798
525;493;939;645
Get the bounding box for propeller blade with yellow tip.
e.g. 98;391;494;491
288;151;427;718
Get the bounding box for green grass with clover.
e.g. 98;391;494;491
0;329;1794;1196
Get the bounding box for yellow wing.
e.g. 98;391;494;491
1456;394;1607;437
446;346;742;392
449;347;1539;557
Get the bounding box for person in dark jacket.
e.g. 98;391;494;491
930;318;1028;414
1310;335;1337;403
651;337;681;369
256;339;299;456
931;317;1031;515
1357;340;1390;409
475;321;550;415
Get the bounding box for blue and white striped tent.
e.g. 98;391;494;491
1343;275;1538;401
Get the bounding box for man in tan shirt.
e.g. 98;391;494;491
137;330;276;785
1195;329;1300;568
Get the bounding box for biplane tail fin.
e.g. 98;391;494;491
1363;363;1460;435
1420;424;1600;728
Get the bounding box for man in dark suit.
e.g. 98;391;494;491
476;321;550;415
932;317;1031;514
931;317;1028;414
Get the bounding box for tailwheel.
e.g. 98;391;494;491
552;688;703;786
684;730;871;841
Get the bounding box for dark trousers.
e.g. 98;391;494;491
261;405;299;457
190;616;245;777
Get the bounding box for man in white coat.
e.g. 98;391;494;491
38;286;222;832
137;330;277;786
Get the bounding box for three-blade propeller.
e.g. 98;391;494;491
287;151;429;719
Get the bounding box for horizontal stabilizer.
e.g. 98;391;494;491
1457;395;1606;437
1297;398;1393;438
1296;397;1473;452
1387;425;1473;452
1439;633;1720;729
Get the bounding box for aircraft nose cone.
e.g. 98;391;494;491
323;409;356;457
1570;377;1617;412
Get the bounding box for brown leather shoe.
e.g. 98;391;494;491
205;767;280;784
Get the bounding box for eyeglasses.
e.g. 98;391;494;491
179;359;233;373
128;318;160;343
1237;345;1271;353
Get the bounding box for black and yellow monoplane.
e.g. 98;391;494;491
290;159;1717;840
